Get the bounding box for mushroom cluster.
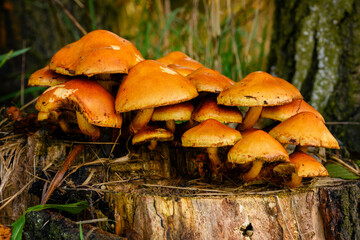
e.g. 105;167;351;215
29;29;339;188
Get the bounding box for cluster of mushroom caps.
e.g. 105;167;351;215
29;30;339;188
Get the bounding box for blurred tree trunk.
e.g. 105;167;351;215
268;0;360;154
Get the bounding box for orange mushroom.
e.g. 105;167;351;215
182;119;242;175
28;65;71;87
156;51;204;70
115;60;198;134
132;126;174;150
227;130;289;182
217;71;302;130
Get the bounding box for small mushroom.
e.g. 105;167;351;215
227;130;289;182
261;99;325;122
156;51;204;70
269;112;339;152
273;151;329;188
115;60;198;133
151;102;194;133
132;126;174;150
28;65;70;87
182;119;242;175
217;71;302;130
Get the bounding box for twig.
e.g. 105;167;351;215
142;183;228;193
0;179;34;211
325;121;360;125
20;40;26;106
20;96;39;111
54;0;87;35
328;154;360;176
75;218;109;225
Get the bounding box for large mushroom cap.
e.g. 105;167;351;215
228;130;289;164
36;79;122;128
269;112;339;149
168;64;195;76
217;71;302;107
156;51;204;70
50;30;144;77
192;98;243;123
261;99;325;122
115;60;198;113
186;67;235;93
152;102;194;122
28;65;70;87
182;119;242;147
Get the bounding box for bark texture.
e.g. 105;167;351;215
109;179;360;240
268;0;360;153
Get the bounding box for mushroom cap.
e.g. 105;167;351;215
181;119;242;148
156;51;204;70
186;67;235;93
115;60;198;113
217;71;302;107
192;98;243;123
168;64;195;76
132;126;173;145
261;99;325;122
227;130;289;164
35;79;122;128
50;30;144;77
269;112;339;149
274;152;328;178
28;65;70;87
152;102;194;121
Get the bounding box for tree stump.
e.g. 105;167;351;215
108;179;360;240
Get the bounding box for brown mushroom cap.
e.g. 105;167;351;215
269;112;339;149
50;30;144;77
289;152;328;177
186;67;235;93
182;119;242;147
35;79;122;128
152;102;194;121
192;98;243;123
132;126;174;145
227;130;289;164
115;60;198;113
261;99;325;122
168;64;195;76
28;65;70;87
217;71;302;107
156;51;204;70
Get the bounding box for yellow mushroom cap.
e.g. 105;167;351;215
181;119;242;147
28;65;70;87
186;67;235;93
269;112;339;149
168;64;195;76
50;30;144;77
115;60;198;113
156;51;203;70
274;151;328;178
217;71;302;107
35;79;122;128
227;130;289;164
261;99;325;122
152;102;194;121
192;98;243;123
132;126;174;145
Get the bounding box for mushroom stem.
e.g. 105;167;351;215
295;145;308;153
130;108;154;134
285;173;303;188
239;106;263;131
206;147;222;174
166;120;176;133
242;160;263;182
76;111;100;140
148;139;158;150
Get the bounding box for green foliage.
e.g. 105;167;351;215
79;221;84;240
11;201;89;240
325;162;360;180
0;48;30;68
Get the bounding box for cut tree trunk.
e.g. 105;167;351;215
108;178;360;240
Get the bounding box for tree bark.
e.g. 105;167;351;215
108;179;360;240
268;0;360;153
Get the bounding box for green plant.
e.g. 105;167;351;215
11;201;89;240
